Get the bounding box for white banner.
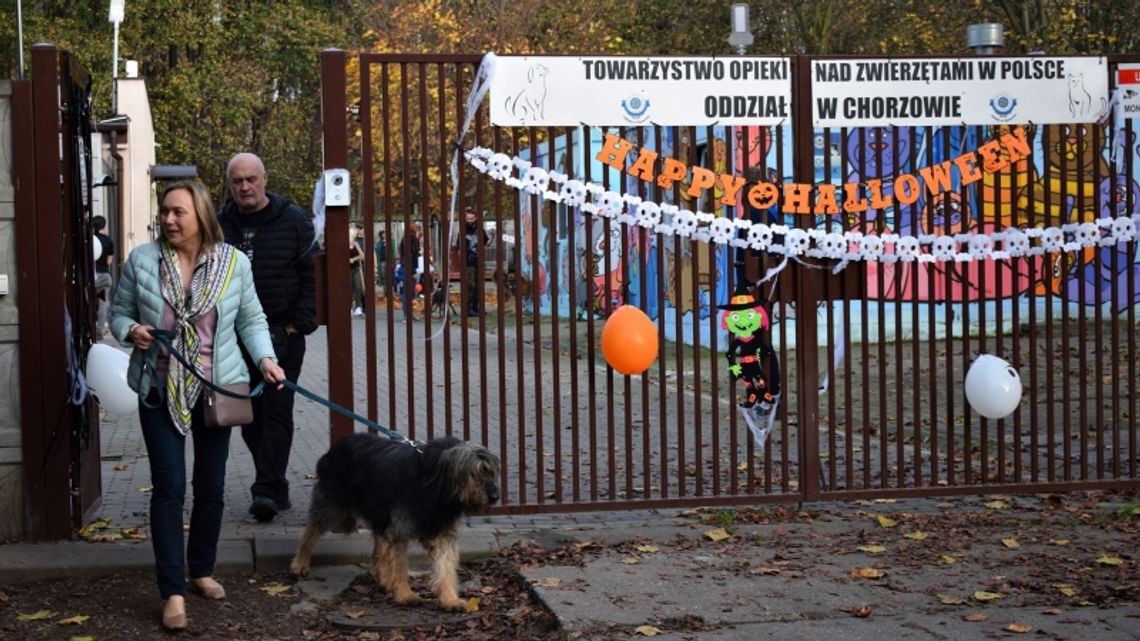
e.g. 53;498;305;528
1120;64;1140;119
811;57;1109;127
490;56;793;127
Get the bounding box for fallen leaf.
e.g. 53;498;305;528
963;613;988;622
856;545;887;554
1006;623;1032;633
88;532;123;543
56;615;89;625
1054;584;1078;597
750;567;781;575
1002;538;1020;549
120;527;147;540
136;485;152;493
876;515;898;528
704;528;731;542
937;554;957;565
1043;608;1062;615
1095;554;1124;566
464;597;480;613
1048;539;1070;546
904;531;927;540
70;637;95;641
872;498;897;504
17;610;57;622
850;567;885;579
304;474;317;480
533;577;561;588
113;463;129;471
260;583;293;596
635;545;659;553
937;594;966;605
77;519;111;539
984;500;1009;509
635;625;662;636
345;610;367;619
973;591;1004;602
840;605;873;617
621;555;642;564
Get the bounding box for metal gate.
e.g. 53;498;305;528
13;44;102;539
318;51;1140;513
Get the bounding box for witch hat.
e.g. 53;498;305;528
718;284;761;311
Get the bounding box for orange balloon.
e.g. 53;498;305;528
415;283;423;293
600;305;658;375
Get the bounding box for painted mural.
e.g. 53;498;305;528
517;125;794;350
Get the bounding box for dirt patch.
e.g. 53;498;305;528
0;558;561;641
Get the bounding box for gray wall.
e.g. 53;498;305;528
0;81;24;541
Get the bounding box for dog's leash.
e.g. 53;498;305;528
151;329;408;442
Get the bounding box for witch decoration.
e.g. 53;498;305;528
720;285;782;450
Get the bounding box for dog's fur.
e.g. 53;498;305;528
289;434;500;610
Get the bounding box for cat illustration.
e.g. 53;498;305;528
1067;73;1105;118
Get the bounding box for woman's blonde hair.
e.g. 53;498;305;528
158;180;225;249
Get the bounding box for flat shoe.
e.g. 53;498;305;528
162;596;187;631
189;577;226;600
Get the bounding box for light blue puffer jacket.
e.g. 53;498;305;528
109;242;276;400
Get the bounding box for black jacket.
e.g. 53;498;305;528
218;191;317;335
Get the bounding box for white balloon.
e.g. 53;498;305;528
92;235;103;262
965;354;1022;419
86;344;136;416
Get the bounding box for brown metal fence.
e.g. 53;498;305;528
319;52;1140;514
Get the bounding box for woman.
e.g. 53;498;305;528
110;180;285;631
349;224;365;316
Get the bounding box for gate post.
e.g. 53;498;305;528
320;48;354;444
792;56;821;499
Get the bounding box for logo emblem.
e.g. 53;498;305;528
989;94;1018;122
621;94;651;123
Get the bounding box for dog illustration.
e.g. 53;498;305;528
503;64;548;122
290;434;500;611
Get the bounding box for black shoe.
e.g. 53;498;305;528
277;497;292;512
249;496;279;522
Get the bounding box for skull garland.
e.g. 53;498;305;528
520;166;550;195
561;180;587;208
486;153;514;181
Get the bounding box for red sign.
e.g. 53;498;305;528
1119;68;1140;85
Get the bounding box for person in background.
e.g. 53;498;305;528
93;215;115;338
399;221;422;321
218;152;316;523
374;229;388;291
110;180;285;631
350;223;365;316
458;207;490;316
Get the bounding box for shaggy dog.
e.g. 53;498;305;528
289;433;500;610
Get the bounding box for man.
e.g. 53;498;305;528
459;208;489;316
218;153;316;522
92;215;115;337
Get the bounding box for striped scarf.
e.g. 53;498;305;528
159;241;238;435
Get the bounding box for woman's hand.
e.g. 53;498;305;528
259;357;286;389
129;324;156;350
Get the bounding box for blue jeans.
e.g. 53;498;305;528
140;398;231;599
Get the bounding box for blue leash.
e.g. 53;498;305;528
150;329;405;441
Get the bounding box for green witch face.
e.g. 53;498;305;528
720;306;769;338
